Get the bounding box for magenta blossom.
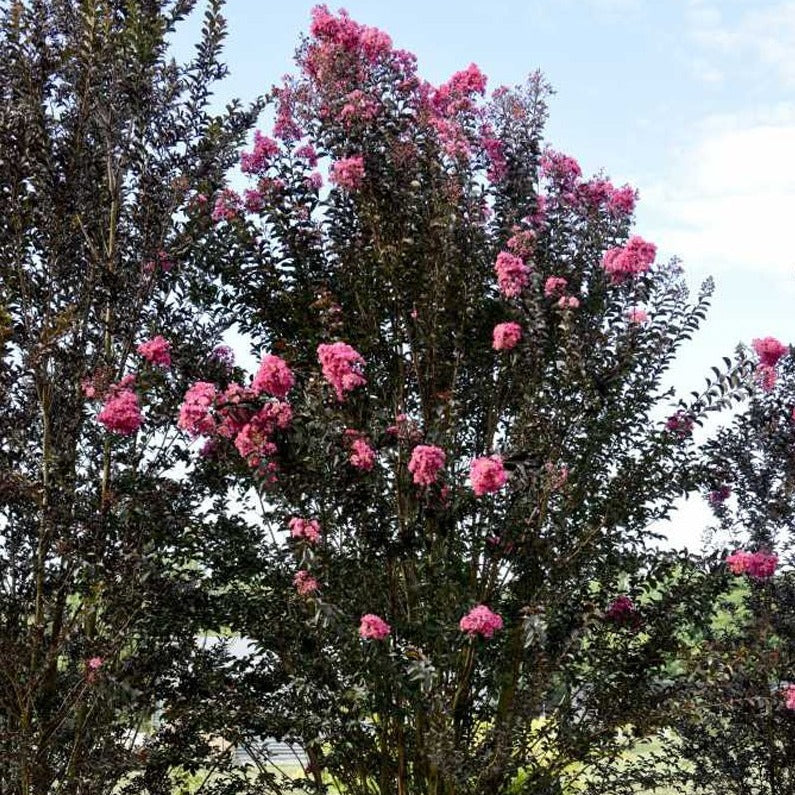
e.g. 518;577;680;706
293;570;319;596
178;381;218;437
350;437;376;471
330;156;365;190
252;354;295;399
494;251;529;298
470;455;507;497
492;322;522;351
459;605;503;639
726;549;778;579
98;385;142;436
602;236;656;284
137;335;171;368
289;517;321;545
317;342;367;401
544;276;567;298
752;336;787;367
359;613;391;640
408;444;446;485
783;684;795;711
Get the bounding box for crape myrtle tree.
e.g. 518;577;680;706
0;1;263;792
177;6;754;793
658;340;795;795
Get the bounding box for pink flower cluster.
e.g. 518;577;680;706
252;354;295;399
317;342;367;401
726;550;778;579
329;155;365;190
211;189;242;223
432;63;487;116
492;322;522;351
310;5;393;63
98;377;142;436
626;307;648;324
408;444;446;485
576;180;637;217
350;437;376;471
666;411;694;438
240;130;279;175
459;605;503;639
557;295;580;310
602;236;656;284
506;228;536;259
359;613;391;640
293;570;319;596
751;337;788;393
540;150;582;190
752;336;787;367
289;517;322;545
494;251;530;298
137;335;171;368
544;276;567;298
784;684;795;711
480;126;507;182
470;455;507;497
178;381;218;437
234;401;292;467
708;485;731;506
605;595;637;625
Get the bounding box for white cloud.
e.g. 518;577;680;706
639;111;795;278
687;0;795;86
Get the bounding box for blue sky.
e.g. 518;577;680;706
175;1;795;547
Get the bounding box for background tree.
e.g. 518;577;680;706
659;341;795;795
0;1;261;792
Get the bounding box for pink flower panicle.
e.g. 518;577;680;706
289;517;321;545
252;354;295;399
708;485;731;506
98;384;142;436
506;228;536;259
726;549;778;579
350;437;376;471
755;364;778;392
666;411;694;438
359;613;391;640
240;130;280;175
432;63;487;115
137;335;171;368
293;570;319;596
602;236;656;285
317;342;367;401
784;684;795;711
627;307;648;324
470;455;508;496
178;382;218;438
605;595;637;624
540;150;582;190
408;444;446;485
492;322;522;351
607;184;637;216
330;156;365;190
86;656;103;670
494;251;530;298
557;295;580;310
295;143;319;165
211;189;242;223
752;337;787;367
234;401;292;468
544;276;568;298
459;604;503;639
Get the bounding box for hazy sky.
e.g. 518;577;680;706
174;0;795;548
